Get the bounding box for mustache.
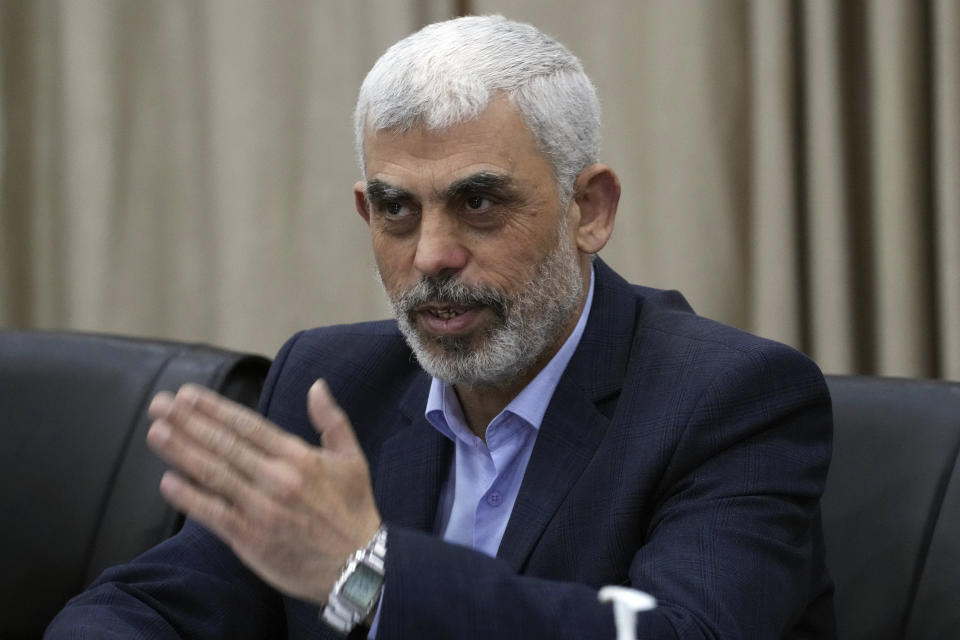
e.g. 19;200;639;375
395;275;509;320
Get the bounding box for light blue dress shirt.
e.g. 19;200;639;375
426;267;595;557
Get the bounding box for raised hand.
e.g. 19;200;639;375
146;379;382;606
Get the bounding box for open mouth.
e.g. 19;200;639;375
423;306;471;319
414;303;485;335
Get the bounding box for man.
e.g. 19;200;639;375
48;15;834;639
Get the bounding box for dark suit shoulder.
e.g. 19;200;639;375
276;319;411;375
618;284;829;445
633;285;820;372
297;318;404;344
306;318;401;337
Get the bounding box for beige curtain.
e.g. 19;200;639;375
2;0;957;379
747;0;960;379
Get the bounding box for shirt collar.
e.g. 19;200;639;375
426;266;596;438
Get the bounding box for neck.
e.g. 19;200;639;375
454;376;532;442
455;290;588;440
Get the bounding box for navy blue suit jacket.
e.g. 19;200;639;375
48;260;835;638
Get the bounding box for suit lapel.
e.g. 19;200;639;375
498;259;638;571
497;376;610;571
373;374;452;533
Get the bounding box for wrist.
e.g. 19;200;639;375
321;524;387;635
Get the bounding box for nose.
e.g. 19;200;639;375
413;210;469;277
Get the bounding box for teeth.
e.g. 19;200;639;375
430;308;463;319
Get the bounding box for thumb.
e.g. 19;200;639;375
307;379;361;454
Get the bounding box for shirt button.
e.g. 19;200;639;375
486;491;502;507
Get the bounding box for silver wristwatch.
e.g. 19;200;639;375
321;524;388;634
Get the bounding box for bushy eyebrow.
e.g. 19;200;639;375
365;179;412;204
439;172;519;202
365;171;520;207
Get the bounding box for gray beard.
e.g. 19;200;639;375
381;222;584;389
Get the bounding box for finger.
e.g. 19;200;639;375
158;470;246;545
307;379;361;455
150;401;318;505
148;391;176;420
150;394;278;481
147;418;256;502
172;384;304;459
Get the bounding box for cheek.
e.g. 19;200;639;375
473;219;560;285
370;234;416;286
470;243;543;294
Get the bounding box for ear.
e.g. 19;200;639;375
354;181;371;224
571;164;619;254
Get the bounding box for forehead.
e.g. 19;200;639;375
362;98;555;194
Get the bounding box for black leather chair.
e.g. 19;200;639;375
0;331;271;639
822;375;960;640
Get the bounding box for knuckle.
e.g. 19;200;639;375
209;497;231;524
238;413;264;437
200;461;232;491
205;426;236;454
272;465;305;503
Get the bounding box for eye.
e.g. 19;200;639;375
464;196;493;212
382;201;412;218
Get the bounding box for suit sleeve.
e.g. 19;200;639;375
42;333;306;640
43;522;286;639
373;344;833;639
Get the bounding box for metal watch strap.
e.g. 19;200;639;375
321;524;388;634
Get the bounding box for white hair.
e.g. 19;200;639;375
353;14;601;203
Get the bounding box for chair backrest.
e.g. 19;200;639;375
822;375;960;640
0;331;271;639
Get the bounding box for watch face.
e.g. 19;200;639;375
341;563;383;611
